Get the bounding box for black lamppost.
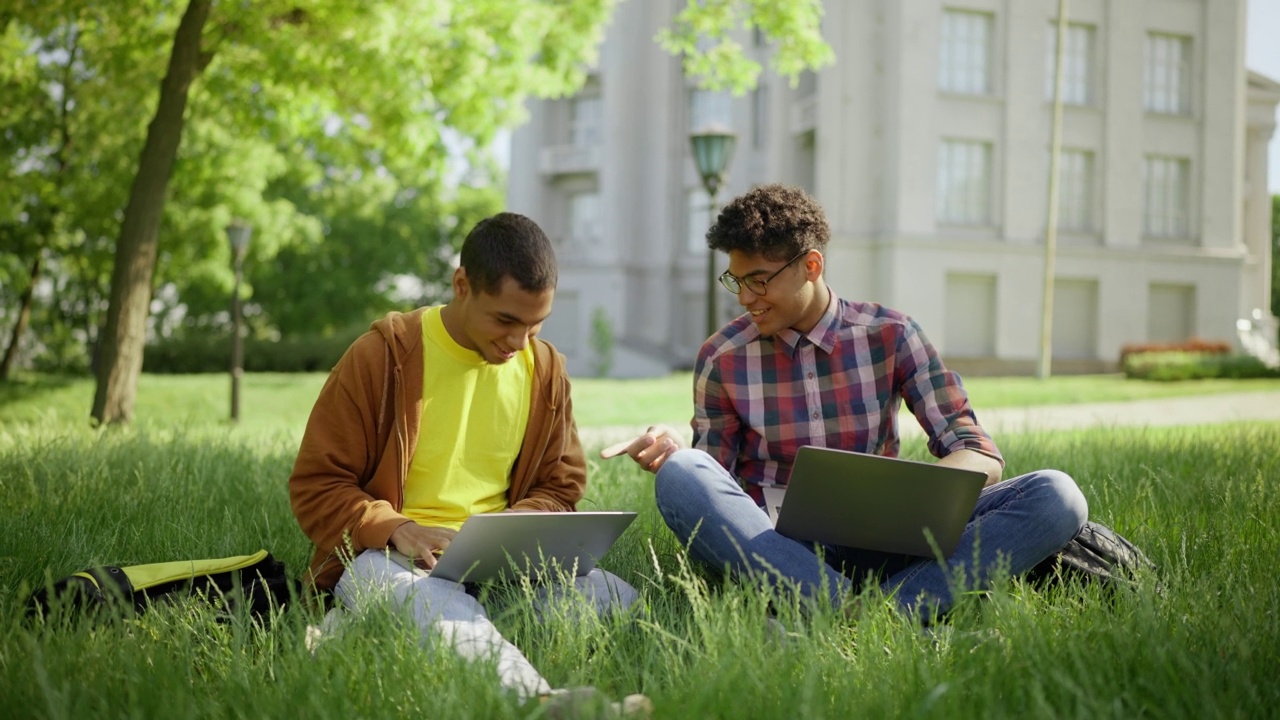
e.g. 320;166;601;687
690;127;737;340
226;219;252;423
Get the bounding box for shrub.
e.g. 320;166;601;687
1118;338;1232;366
144;331;361;374
1122;350;1280;381
589;307;614;378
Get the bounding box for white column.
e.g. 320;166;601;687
1101;1;1144;248
1198;0;1246;251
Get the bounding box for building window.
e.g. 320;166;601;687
1143;156;1190;237
1145;33;1191;115
937;139;992;225
569;94;602;146
568;191;600;246
686;188;711;255
689;88;733;132
939;10;993;95
1055;149;1094;231
1045;23;1094;105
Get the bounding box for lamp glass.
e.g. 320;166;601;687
226;221;253;254
690;131;736;190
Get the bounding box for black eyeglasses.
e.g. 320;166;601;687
717;251;809;296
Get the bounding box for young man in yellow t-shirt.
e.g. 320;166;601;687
289;213;646;714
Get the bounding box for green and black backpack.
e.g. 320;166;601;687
26;550;296;622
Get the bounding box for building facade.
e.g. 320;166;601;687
507;0;1279;377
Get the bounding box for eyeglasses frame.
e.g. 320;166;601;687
717;250;810;296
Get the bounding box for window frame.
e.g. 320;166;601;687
938;9;995;96
1142;155;1191;238
1045;22;1095;106
1144;32;1192;116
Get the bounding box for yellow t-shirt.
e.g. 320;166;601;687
402;306;533;530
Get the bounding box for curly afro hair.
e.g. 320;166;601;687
706;184;829;260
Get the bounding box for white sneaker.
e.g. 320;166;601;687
539;687;653;719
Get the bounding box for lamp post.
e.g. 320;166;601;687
690;126;737;340
1037;0;1069;379
226;220;252;423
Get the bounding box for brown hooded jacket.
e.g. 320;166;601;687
288;307;586;591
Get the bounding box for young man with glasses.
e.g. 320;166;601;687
605;184;1087;620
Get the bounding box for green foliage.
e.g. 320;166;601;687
657;0;835;94
588;306;614;378
1;421;1278;716
1122;351;1280;381
247;166;502;338
1;0;617;376
142;330;361;374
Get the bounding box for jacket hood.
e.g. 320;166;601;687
369;308;427;372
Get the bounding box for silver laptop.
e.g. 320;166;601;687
389;511;637;583
771;446;986;558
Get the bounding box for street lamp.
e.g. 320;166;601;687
226;219;252;423
690;126;737;340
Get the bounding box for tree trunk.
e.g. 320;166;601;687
91;0;213;425
0;254;41;380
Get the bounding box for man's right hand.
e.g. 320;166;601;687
389;521;457;570
599;424;686;473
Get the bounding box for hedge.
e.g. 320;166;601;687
143;331;362;374
1121;350;1280;381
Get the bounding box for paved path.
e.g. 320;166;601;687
578;390;1280;450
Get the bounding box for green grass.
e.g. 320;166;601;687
4;372;1280;436
1;415;1278;718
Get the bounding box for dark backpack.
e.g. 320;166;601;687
26;549;296;622
1026;521;1154;589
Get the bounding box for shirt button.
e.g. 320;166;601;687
812;412;820;420
807;373;814;379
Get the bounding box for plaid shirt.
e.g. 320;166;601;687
692;290;1003;501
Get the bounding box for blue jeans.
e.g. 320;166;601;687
654;449;1088;618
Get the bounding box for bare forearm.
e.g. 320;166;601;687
937;448;1004;487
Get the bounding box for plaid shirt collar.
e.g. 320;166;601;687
772;285;841;357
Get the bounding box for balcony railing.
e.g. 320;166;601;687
539;143;601;176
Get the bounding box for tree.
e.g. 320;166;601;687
1272;194;1279;327
1;4;163;379
658;0;834;94
1;0;832;421
246;161;503;338
79;0;617;424
91;0;213;423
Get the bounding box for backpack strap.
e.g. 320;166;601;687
81;566;135;601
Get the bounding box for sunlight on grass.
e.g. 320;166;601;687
4;372;1280;434
2;420;1278;717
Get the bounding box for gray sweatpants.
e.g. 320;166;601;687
332;549;640;701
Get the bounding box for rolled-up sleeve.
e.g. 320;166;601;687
895;319;1003;466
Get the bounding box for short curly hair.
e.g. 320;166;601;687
706;184;829;260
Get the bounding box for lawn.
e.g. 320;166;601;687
0;389;1277;716
3;371;1279;436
